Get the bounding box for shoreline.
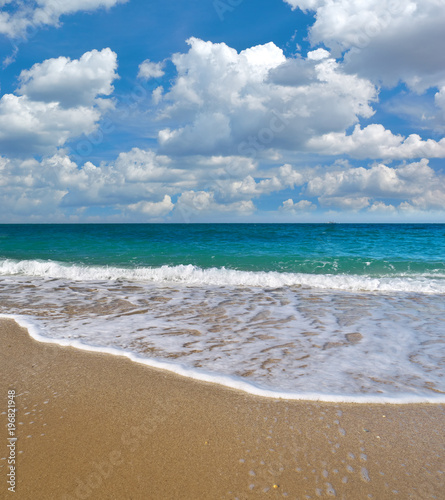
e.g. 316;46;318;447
3;314;444;405
1;317;444;499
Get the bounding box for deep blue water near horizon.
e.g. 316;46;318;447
1;223;444;277
1;223;445;401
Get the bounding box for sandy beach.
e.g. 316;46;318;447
1;317;444;499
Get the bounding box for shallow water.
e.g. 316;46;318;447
1;224;444;402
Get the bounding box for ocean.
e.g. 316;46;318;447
1;223;444;403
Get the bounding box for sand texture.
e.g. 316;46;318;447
1;318;444;499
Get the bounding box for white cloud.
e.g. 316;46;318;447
1;147;444;221
0;147;261;220
0;150;171;219
217;175;283;200
285;0;416;53
0;154;69;218
0;94;101;156
155;37;377;156
308;124;445;160
285;0;445;92
435;86;445;114
175;190;255;218
128;195;174;217
368;201;397;213
113;148;181;183
307;48;330;61
320;196;370;211
0;0;128;38
58;149;188;208
17;48;118;107
159;112;232;156
278;163;306;187
214;163;305;201
279;198;316;212
138;60;165;80
0;147;266;221
306;159;445;211
193;155;258;178
0;49;118;156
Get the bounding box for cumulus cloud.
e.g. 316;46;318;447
113;148;182;183
0;49;118;156
435;86;445;114
216;175;284;201
128;195;174;217
1;146;444;221
154;37;377;156
285;0;445;92
306;159;445;211
279;198;316;212
0;0;128;38
0;144;310;221
214;163;305;201
58;148;188;208
0;154;70;219
138;60;165;80
368;201;397;213
0;150;174;220
17;48;118;107
193;155;258;179
0;94;102;157
320;196;371;211
175;191;255;218
308;124;445;160
146;37;442;164
0;148;264;221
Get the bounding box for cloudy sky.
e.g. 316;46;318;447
0;0;444;222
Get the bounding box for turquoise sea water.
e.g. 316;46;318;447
1;223;444;402
1;223;444;276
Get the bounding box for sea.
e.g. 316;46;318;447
1;223;444;403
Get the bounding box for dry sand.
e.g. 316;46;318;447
0;317;444;499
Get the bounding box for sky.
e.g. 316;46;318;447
0;0;444;223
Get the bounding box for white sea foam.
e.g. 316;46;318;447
1;271;445;403
1;259;445;293
2;314;444;404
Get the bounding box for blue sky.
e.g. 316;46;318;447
0;0;444;222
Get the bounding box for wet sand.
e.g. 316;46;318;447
1;317;444;499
